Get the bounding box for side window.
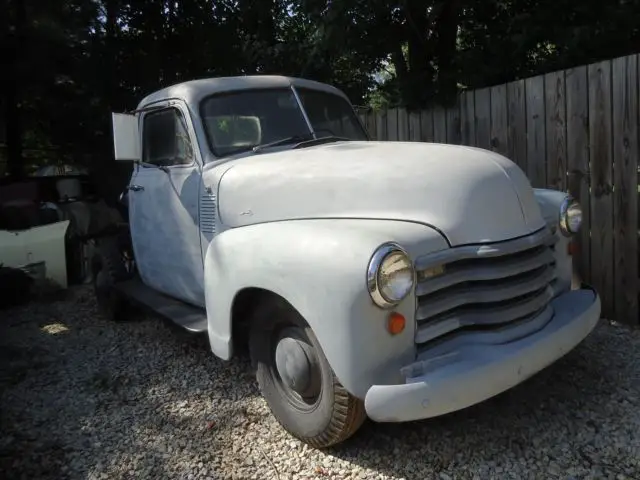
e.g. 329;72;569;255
143;108;194;166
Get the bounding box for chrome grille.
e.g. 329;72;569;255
414;228;558;346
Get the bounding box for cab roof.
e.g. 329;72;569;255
137;75;349;110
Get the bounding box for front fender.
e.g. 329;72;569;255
533;188;575;289
203;218;448;399
533;188;567;226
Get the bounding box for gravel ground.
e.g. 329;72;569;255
1;285;639;480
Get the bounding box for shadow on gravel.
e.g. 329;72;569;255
0;286;258;480
2;286;639;480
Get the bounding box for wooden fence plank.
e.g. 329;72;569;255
397;108;409;141
376;109;388;141
420;109;434;142
507;79;527;171
446;102;461;144
545;71;568;190
588;59;614;318
365;111;377;140
490;84;508;155
355;55;637;321
409;111;421;141
525;75;546;187
433;106;447;143
357;112;366;135
460;91;475;146
387;108;399;141
612;54;639;324
475;87;491;150
566;65;592;284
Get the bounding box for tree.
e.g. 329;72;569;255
2;0;640;179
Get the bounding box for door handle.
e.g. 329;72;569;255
128;184;144;192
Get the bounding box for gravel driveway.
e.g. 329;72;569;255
1;285;639;480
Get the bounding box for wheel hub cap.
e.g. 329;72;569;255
274;336;319;397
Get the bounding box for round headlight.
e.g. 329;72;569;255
559;196;582;236
367;243;415;308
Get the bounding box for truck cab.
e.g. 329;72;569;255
96;75;601;449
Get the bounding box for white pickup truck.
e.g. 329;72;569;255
95;75;601;449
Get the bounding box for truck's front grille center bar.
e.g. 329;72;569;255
414;227;558;347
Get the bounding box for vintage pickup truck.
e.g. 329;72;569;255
96;75;601;448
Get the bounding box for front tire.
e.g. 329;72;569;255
248;298;366;448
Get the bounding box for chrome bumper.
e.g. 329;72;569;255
364;285;601;422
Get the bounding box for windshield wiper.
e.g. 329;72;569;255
292;135;349;148
252;132;350;153
252;134;314;153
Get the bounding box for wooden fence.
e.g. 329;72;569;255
358;53;640;325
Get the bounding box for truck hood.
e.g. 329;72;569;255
217;141;546;246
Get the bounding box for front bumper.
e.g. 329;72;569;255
364;285;601;422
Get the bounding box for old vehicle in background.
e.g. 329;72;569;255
94;75;601;448
0;165;124;299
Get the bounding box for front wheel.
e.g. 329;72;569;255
248;299;366;448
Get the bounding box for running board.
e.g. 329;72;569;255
113;278;208;333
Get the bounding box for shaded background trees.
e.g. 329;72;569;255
1;0;639;178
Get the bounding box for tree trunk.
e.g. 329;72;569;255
4;0;27;179
5;78;23;178
104;0;118;110
433;0;462;105
404;0;434;108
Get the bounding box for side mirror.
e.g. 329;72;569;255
112;112;141;162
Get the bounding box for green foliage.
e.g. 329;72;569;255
2;0;640;177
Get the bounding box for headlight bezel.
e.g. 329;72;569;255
367;242;415;309
559;195;582;237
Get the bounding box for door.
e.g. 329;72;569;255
128;102;205;306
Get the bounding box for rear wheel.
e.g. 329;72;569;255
248;298;366;448
92;236;132;321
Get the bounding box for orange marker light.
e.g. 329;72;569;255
387;312;406;335
567;240;579;256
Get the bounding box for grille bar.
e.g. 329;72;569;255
415;227;555;271
415;286;553;344
413;304;556;363
414;227;558;346
416;246;554;297
416;266;555;322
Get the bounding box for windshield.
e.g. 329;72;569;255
200;86;367;157
296;88;368;141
